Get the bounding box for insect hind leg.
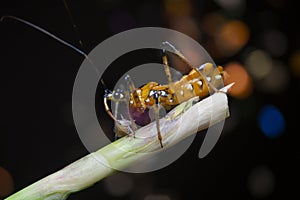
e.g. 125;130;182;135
161;41;194;69
162;41;222;94
162;48;176;93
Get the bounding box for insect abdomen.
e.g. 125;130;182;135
172;63;224;103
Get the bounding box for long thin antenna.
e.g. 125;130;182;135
1;15;100;75
62;0;84;49
61;1;108;89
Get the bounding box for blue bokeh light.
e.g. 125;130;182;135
258;105;285;138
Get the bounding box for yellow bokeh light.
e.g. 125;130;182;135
164;0;192;17
245;49;273;80
289;50;300;76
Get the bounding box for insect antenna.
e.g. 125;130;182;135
61;1;109;92
1;15;100;75
62;0;85;50
1;14;115;124
1;13;132;140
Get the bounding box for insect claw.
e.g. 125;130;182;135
161;41;177;53
159;138;163;148
128;131;135;138
114;133;119;141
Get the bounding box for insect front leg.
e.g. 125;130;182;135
149;91;164;148
154;104;163;148
103;89;118;122
103;89;135;139
124;75;139;134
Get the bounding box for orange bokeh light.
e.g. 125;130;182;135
169;17;201;41
0;167;14;197
216;20;250;56
224;62;253;98
202;12;226;37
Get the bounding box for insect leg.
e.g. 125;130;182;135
151;91;163;148
124;75;138;133
104;89;135;139
113;100;121;140
125;74;136;94
162;41;221;93
161;41;194;69
103;90;118;121
154;104;163;148
162;49;176;93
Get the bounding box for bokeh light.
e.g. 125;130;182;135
202;12;226;37
104;172;134;197
224;62;253;98
169;16;201;41
289;50;300;76
260;30;288;57
215;20;250;57
0;167;14;197
1;0;296;199
164;0;192;18
258;61;289;94
258;105;285;138
247;165;275;198
245;49;273;80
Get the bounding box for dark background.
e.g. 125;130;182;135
1;0;299;199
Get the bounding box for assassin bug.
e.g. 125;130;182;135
2;16;227;148
104;41;227;148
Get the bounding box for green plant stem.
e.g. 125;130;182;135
5;84;233;200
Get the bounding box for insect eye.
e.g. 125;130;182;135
104;89;113;98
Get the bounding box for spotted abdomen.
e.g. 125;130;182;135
172;63;224;103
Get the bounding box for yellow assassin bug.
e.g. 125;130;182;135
104;41;227;148
2;16;227;148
